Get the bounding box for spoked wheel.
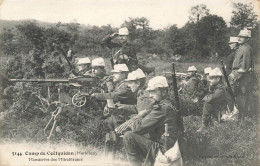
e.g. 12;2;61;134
72;92;87;107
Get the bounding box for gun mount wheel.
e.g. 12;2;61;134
72;93;87;107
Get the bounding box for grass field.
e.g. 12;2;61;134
1;57;259;166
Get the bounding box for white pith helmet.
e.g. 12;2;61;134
118;27;129;36
92;57;105;67
125;68;146;81
111;64;129;73
209;67;222;77
77;57;91;64
238;29;251;38
237;68;246;73
146;76;168;91
187;66;197;72
228;37;239;43
204;67;212;74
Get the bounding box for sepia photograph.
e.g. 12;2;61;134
0;0;259;165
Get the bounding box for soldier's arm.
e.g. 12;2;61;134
132;110;165;135
241;48;252;71
101;35;121;49
116;104;138;114
202;87;225;103
93;85;134;102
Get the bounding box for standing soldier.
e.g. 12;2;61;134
123;76;180;166
197;68;226;132
229;29;253;121
225;37;240;75
101;27;138;71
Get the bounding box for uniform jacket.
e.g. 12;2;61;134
202;84;226;104
132;99;179;142
94;80;137;105
101;35;138;71
232;43;252;71
226;47;238;75
185;75;200;96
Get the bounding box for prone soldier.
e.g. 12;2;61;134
123;76;181;166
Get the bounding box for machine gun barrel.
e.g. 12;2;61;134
9;76;100;86
9;78;69;83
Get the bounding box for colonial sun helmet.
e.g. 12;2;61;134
228;37;239;43
77;57;91;65
125;68;146;81
204;67;212;74
146;76;168;91
118;27;129;36
187;66;197;72
238;29;251;38
92;57;105;67
209;67;222;77
111;64;129;73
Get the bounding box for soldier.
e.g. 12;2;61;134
196;67;212;100
123;76;180;166
74;57;91;76
115;68;154;126
197;68;226;132
101;27;138;71
226;37;240;75
186;66;200;93
89;57;113;92
229;29;253;120
91;64;137;129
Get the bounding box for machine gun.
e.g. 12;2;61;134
9;76;101;108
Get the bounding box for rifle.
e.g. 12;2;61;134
171;63;184;134
220;60;237;104
9;76;100;107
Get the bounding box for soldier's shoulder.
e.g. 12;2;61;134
240;43;252;51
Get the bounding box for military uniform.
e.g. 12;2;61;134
123;99;180;166
201;84;227;125
226;47;238;75
101;35;138;71
186;75;200;94
230;42;253;117
93;81;137;130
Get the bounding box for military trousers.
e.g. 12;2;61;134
202;101;223;125
123;131;159;166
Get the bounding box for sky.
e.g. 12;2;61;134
0;0;259;29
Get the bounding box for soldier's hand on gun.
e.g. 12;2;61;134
116;103;127;111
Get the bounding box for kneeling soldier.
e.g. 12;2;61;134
197;68;226;132
123;76;180;166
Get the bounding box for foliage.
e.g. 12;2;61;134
194;15;229;57
231;2;258;29
189;4;210;23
